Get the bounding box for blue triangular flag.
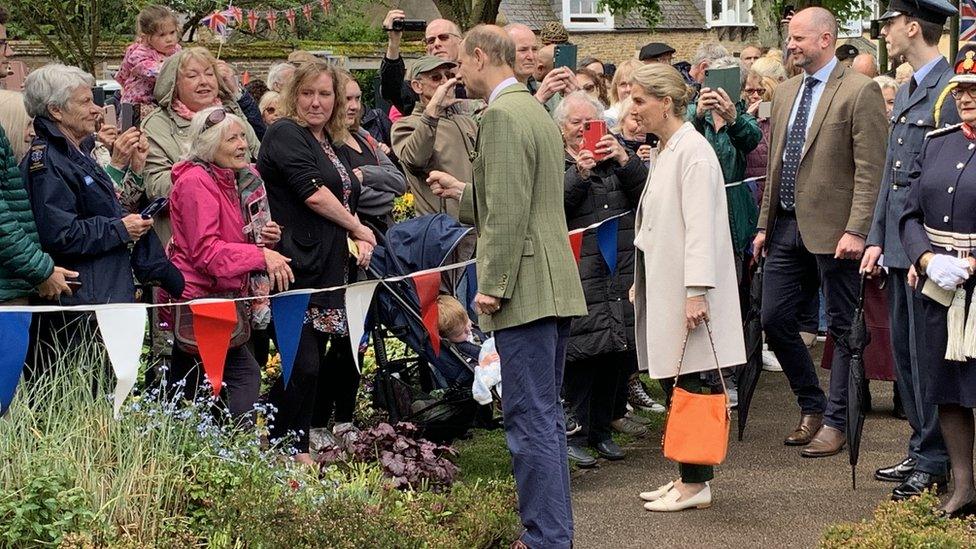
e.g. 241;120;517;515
271;293;310;388
597;217;619;275
465;263;478;310
0;312;32;416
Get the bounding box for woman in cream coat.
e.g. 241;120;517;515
630;63;745;512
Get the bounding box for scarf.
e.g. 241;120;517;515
963;122;976;141
172;96;221;121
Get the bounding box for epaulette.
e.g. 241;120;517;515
926;123;963;139
27;143;46;173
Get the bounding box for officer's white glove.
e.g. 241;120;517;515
925;254;972;290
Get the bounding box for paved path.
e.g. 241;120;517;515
571;362;911;548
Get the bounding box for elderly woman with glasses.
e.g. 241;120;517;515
555;90;651;466
742;69;778;206
899;46;976;518
166;106;291;420
21;64;182;370
258;61;376;464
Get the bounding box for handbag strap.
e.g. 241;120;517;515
672;320;728;399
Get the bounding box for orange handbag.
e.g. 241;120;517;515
662;320;731;466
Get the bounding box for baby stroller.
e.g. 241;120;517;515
366;214;485;443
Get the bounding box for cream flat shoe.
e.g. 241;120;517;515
639;480;676;502
643;484;712;512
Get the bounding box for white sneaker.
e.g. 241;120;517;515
644;483;712;512
762;345;783;372
639;480;676;501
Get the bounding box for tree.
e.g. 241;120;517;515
432;0;503;29
7;0;112;75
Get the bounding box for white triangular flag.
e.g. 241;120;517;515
96;306;148;418
344;280;380;373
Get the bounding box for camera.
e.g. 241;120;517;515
390;18;426;32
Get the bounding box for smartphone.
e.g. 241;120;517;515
119;102;141;132
758;101;772;119
645;133;659;148
782;4;795;19
554;43;578;71
869;20;881;40
66;280;82;290
92;86;106;107
581;120;608;161
103;104;117;128
140;197;168;219
703;66;741;101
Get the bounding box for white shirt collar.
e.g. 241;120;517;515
489;77;519;104
806;56;838;85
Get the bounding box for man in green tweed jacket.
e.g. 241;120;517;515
427;24;586;549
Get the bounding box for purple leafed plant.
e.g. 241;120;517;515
317;422;459;490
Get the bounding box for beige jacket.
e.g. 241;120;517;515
392;103;478;219
634;123;745;379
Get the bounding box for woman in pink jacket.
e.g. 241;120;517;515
167;106;292;420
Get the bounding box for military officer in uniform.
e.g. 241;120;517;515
899;45;976;518
861;0;958;500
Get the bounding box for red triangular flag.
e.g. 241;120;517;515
241;70;250;85
319;0;331;15
569;231;583;264
285;9;297;31
266;10;278;31
189;301;239;396
302;3;313;21
247;9;259;33
412;271;441;356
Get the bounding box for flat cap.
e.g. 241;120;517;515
639;42;676;61
877;0;956;26
835;44;859;61
408;56;457;80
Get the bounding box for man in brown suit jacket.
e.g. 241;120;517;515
753;7;887;458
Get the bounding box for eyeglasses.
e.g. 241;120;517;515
951;87;976;100
743;88;765;96
423;71;456;83
423;33;461;46
203;107;232;131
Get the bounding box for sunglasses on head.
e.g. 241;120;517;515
423;33;460;46
203;107;233;131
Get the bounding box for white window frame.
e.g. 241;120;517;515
705;0;754;27
562;0;615;31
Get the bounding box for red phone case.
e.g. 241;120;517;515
582;120;608;161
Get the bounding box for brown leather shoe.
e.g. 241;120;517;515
800;425;846;458
784;413;823;446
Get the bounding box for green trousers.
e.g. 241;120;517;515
661;373;715;484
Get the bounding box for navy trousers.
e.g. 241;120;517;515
888;268;948;474
762;215;860;430
496;317;573;549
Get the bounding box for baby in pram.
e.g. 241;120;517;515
437;295;500;404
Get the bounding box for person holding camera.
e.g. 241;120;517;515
504;24;579;113
391;56;477;219
380;10;464;115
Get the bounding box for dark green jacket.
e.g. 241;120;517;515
686;101;761;255
0;125;53;301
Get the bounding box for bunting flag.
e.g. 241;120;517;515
201;10;229;36
344;281;380;373
596;217;619;275
302;3;313;22
412;271;441;356
320;0;331;15
464;262;478;310
569;232;584;264
0;312;31;417
241;70;251;85
229;5;243;23
247;9;259;32
270;292;310;388
96;307;147;418
266;10;278;31
285;9;297;31
189;301;239;396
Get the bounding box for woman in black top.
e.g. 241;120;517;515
257;61;376;465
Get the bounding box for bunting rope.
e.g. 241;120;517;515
0;211;633;314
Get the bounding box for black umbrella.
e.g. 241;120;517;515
847;274;870;490
735;257;764;441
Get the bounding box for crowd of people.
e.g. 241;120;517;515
5;0;976;546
